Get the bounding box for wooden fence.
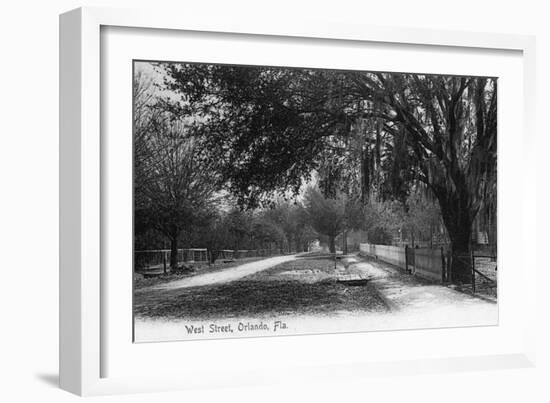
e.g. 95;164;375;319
359;243;497;295
359;243;445;283
413;247;446;282
452;253;497;296
134;248;284;272
359;243;407;269
134;248;209;271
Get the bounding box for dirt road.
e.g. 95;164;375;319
344;256;497;325
140;254;297;292
134;254;498;342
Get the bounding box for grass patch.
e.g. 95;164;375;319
134;258;389;320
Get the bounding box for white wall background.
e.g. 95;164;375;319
0;0;548;401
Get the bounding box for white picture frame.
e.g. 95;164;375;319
60;6;537;396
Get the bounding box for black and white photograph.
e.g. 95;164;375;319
133;60;498;343
4;0;550;400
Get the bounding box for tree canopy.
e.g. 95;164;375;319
160;63;496;277
135;62;497;279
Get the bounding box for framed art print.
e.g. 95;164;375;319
60;7;537;396
131;59;499;343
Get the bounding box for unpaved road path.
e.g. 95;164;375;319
141;254;297;292
134;254;497;342
344;255;497;318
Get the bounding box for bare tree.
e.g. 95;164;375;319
134;71;219;269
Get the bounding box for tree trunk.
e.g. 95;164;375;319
169;237;178;270
439;200;474;283
328;235;336;254
487;213;497;256
295;238;302;254
287;234;293;253
449;227;472;283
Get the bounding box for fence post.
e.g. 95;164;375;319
163;251;167;274
440;247;445;283
471;250;476;293
412;246;415;274
405;245;409;273
447;250;452;283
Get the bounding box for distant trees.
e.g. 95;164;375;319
223;209;253;251
303;187;347;254
251;217;286;252
261;200;318;254
402;190;445;247
292;208;318;253
362;199;399;241
360;189;445;247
